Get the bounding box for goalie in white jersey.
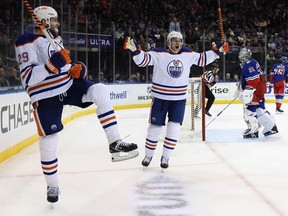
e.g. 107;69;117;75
124;31;229;169
15;6;138;203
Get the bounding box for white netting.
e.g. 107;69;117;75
180;77;205;142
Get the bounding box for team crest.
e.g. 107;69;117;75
167;60;183;78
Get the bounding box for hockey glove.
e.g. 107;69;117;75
123;36;141;56
69;61;87;79
268;82;274;89
242;88;256;104
45;49;71;74
212;41;229;56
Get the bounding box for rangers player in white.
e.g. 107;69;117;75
15;6;138;203
124;31;229;169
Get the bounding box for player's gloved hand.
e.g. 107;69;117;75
123;36;141;56
242;88;255;104
212;41;229;56
45;49;71;74
69;61;87;79
268;82;274;89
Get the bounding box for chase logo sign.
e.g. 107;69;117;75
167;60;183;78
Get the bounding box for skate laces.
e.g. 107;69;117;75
116;140;130;147
143;156;152;162
47;186;59;196
161;157;169;164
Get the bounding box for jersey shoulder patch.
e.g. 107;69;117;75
15;33;43;47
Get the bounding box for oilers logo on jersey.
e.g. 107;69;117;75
167;60;183;78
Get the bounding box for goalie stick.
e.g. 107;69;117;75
205;96;237;128
205;82;241;128
22;0;59;51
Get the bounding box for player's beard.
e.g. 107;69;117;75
49;28;59;38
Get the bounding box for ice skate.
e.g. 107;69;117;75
276;108;284;113
263;125;279;137
142;156;153;168
160;156;169;170
109;140;139;162
243;128;259;138
47;186;60;203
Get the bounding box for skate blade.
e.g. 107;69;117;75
48;203;55;210
111;150;139;162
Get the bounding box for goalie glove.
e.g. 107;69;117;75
69;61;87;79
123;36;141;56
242;88;256;104
45;49;71;74
212;41;229;56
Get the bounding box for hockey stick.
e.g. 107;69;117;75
22;0;59;51
217;0;225;42
205;96;237;128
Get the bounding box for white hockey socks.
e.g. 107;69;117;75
83;84;120;144
162;121;180;158
39;134;59;187
145;124;162;157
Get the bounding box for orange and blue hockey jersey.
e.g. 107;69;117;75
133;47;219;101
15;33;73;104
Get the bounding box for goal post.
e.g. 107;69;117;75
181;77;206;141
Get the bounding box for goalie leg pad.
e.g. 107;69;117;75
243;107;259;136
256;107;277;135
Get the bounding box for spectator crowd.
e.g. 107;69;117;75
0;0;287;87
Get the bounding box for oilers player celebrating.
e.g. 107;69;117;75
15;6;138;203
238;48;278;138
124;31;229;169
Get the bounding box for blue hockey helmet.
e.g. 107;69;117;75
280;56;288;63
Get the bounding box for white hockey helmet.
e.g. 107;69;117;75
34;6;58;29
167;31;183;53
238;47;252;63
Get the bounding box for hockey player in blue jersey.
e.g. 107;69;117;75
124;31;229;169
15;6;138;203
269;56;288;113
238;48;278;138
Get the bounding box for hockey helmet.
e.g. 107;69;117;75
167;31;183;53
210;62;219;73
238;48;252;63
34;6;58;29
280;56;288;63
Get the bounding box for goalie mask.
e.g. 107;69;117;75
34;6;58;30
238;48;252;63
167;31;183;54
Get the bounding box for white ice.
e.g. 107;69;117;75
0;103;288;216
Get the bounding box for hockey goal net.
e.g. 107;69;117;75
181;77;206;141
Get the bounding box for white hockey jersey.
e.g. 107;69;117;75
133;47;219;100
15;33;73;104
